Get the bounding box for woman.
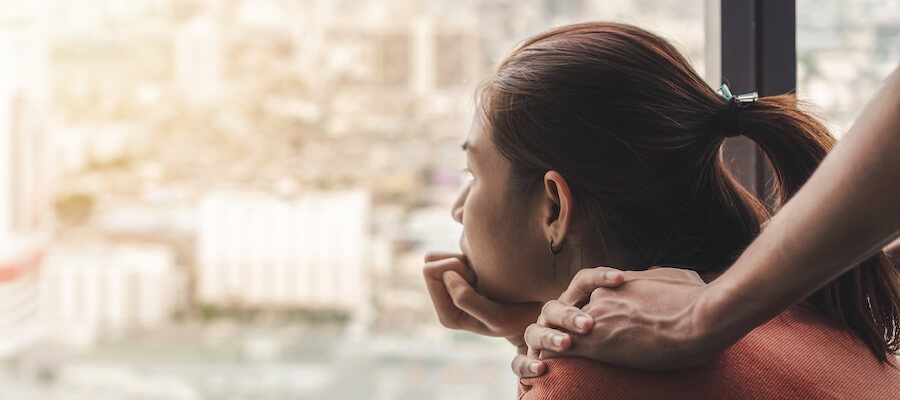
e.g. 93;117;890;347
423;22;900;398
514;32;900;376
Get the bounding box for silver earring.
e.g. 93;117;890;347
549;239;563;279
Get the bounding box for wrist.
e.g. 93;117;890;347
655;284;729;368
692;278;740;352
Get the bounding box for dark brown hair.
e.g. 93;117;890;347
479;22;900;363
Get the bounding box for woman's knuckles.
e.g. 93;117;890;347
424;259;462;279
449;286;474;309
424;251;466;262
436;312;457;329
448;281;491;320
444;271;469;294
424;256;481;286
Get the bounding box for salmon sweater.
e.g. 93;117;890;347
519;306;900;399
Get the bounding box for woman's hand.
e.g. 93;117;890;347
422;251;544;342
511;267;715;377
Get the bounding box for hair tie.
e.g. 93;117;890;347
716;84;758;138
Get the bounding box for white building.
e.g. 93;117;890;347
0;238;47;358
293;5;481;137
175;15;222;104
38;243;183;343
0;2;52;235
196;190;370;310
0;4;53;359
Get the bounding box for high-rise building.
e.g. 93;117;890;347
0;237;46;359
174;15;222;103
0;4;52;359
196;190;370;310
38;243;182;343
0;3;52;235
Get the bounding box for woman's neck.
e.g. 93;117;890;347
539;239;639;302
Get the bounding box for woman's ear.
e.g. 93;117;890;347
541;170;573;247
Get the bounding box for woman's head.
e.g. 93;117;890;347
452;22;900;362
453;114;614;303
455;22;766;302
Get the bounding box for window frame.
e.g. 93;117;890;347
709;0;796;210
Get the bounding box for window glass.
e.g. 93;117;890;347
797;0;900;138
0;1;703;398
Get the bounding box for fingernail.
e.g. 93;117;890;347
529;361;541;374
551;334;563;347
605;271;622;281
575;315;591;330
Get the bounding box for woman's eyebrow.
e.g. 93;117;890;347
461;141;474;152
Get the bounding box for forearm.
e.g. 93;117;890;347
701;65;900;347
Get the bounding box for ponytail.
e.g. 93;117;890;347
481;21;900;364
736;94;900;364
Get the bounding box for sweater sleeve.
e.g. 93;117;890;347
518;357;637;400
516;307;900;400
517;357;720;400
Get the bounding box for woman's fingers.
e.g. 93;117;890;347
536;300;594;334
424;250;461;263
557;266;704;307
511;354;545;378
526;344;539;359
423;257;486;332
524;322;572;353
443;271;540;336
443;270;498;320
630;267;705;284
558;267;626;306
422;252;477;283
423;252;543;338
537;348;562;359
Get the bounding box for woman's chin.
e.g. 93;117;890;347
463;254;540;303
476;280;530;304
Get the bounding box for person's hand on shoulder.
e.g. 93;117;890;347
512;267;714;377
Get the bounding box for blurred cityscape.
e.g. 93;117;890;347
0;0;895;399
796;0;900;136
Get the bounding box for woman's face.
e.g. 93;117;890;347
451;118;554;303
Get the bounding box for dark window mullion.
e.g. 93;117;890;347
720;0;795;211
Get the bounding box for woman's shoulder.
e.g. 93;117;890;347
733;305;900;394
518;357;649;400
519;306;900;400
518;355;741;400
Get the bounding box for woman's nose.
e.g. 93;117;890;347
451;185;468;223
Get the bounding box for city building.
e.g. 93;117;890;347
0;238;46;359
2;1;897;399
196;190;370;310
38;243;183;345
175;15;222;104
0;3;53;359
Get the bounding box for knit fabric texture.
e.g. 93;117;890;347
519;306;900;400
